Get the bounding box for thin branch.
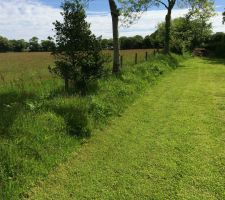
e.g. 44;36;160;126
155;0;168;9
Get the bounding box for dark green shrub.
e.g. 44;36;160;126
170;39;184;54
205;32;225;58
50;0;105;93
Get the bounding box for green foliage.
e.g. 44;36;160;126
171;17;212;53
0;36;10;52
120;35;144;49
23;57;225;200
119;0;215;54
153;16;213;54
120;36;133;49
0;36;56;53
186;0;215;21
28;37;40;52
0;110;78;200
101;38;113;49
101;35;162;50
88;54;179;127
9;39;27;52
51;0;105;93
205;32;225;57
0;53;180;199
44;98;91;137
119;0;214;23
119;0;151;25
41;37;55;52
149;24;165;49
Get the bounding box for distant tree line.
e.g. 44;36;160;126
0;33;163;53
0;4;223;57
101;34;163;50
1;29;224;57
0;36;55;52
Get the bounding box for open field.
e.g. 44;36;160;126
0;49;156;83
0;52;53;83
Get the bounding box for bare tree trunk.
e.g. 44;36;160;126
65;77;69;92
109;0;120;74
164;7;172;54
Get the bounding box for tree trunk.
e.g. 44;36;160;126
65;77;69;92
164;7;172;54
109;0;120;74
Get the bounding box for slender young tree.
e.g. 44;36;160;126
108;0;121;74
85;0;121;74
50;0;104;93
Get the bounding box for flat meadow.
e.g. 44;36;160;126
0;49;176;199
0;49;156;83
0;49;156;102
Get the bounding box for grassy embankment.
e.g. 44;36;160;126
0;50;179;199
27;57;225;200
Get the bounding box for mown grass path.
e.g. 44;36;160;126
27;58;225;200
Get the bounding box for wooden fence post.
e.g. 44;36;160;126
135;53;137;64
145;52;148;61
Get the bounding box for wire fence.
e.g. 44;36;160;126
104;49;161;68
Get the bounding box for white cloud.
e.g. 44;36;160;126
0;0;224;41
90;9;224;38
0;0;61;40
210;12;225;33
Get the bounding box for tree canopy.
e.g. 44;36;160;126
150;15;212;54
0;36;10;52
119;0;215;53
205;32;225;57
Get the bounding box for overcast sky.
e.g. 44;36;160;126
0;0;224;41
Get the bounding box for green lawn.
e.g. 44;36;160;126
26;58;225;199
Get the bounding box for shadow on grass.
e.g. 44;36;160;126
44;102;91;138
0;90;91;199
0;91;37;139
202;57;225;66
48;80;100;99
0;87;92;140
